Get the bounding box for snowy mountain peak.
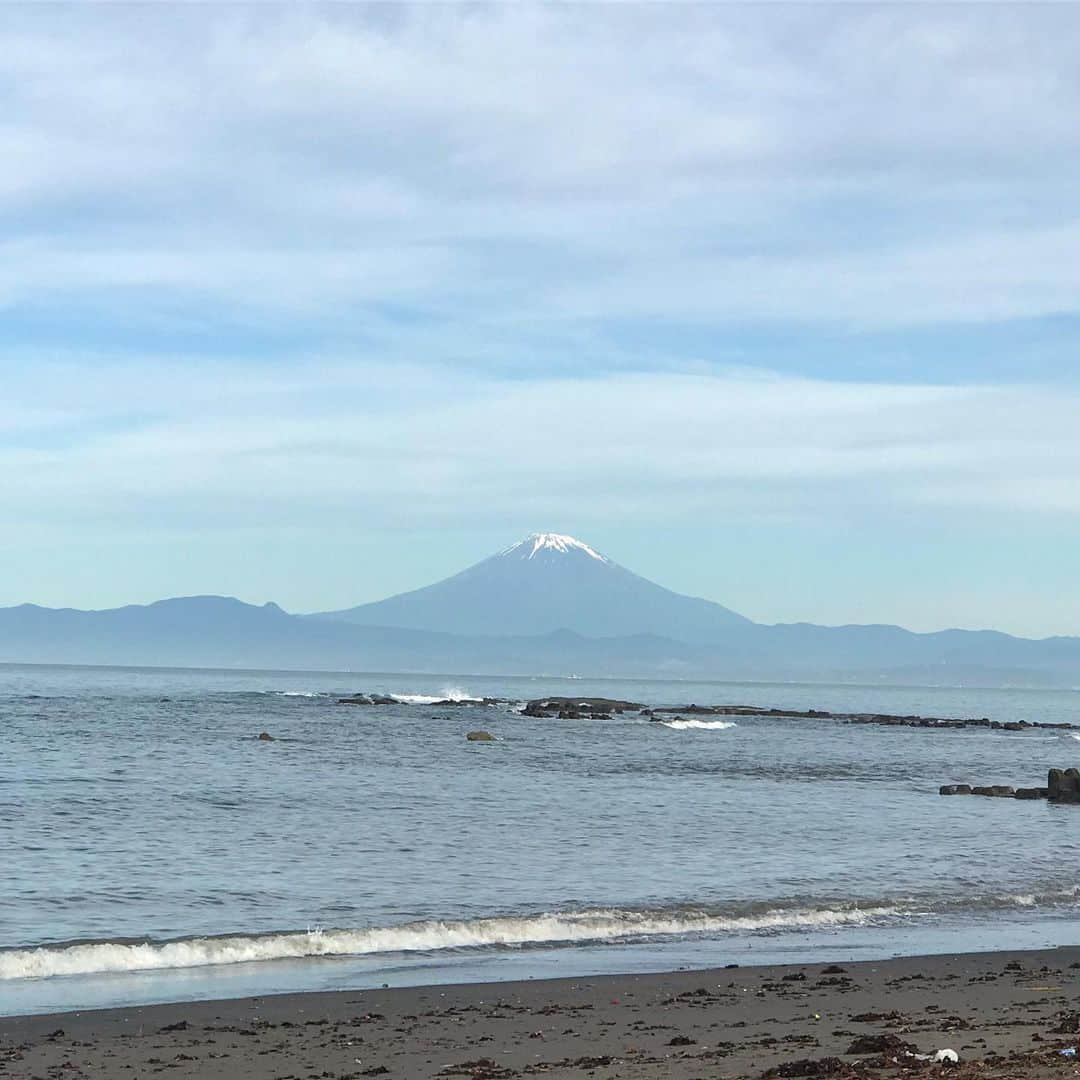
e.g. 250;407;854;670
503;533;610;563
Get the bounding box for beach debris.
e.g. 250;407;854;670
437;1060;516;1079
1060;1047;1077;1058
257;731;275;742
1051;1012;1080;1032
466;730;495;742
762;1057;858;1078
933;1049;960;1063
846;1034;916;1055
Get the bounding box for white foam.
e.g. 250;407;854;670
0;906;898;982
392;687;480;705
661;719;738;731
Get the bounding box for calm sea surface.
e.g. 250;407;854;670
4;663;1080;1015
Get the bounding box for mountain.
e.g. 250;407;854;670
0;595;721;675
4;533;1080;686
315;532;751;640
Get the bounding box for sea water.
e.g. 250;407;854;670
3;662;1080;1015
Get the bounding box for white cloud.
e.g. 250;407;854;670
4;363;1080;532
3;5;1080;329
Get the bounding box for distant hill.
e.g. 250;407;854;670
3;533;1080;686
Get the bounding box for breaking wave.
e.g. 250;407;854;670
0;905;899;981
661;719;738;731
7;887;1080;982
392;687;480;705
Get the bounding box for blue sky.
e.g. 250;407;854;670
4;3;1080;636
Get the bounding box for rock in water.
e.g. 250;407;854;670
466;730;495;742
1048;768;1080;803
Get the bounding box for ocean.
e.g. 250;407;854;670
4;662;1080;1016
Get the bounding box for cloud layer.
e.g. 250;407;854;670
5;4;1080;341
4;5;1080;631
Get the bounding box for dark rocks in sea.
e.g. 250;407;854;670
516;698;1080;735
522;697;642;720
647;704;1080;732
337;693;508;708
435;697;505;708
466;730;495;742
1048;768;1080;803
651;703;732;715
939;769;1080;802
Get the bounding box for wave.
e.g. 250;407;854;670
0;905;899;981
392;687;480;705
6;885;1080;982
661;719;738;731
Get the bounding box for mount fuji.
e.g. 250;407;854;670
315;533;751;640
5;532;1080;684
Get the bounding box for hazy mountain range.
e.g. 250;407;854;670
3;532;1080;686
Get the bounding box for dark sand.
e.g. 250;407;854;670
5;949;1080;1079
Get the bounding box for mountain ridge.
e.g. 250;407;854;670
3;533;1080;685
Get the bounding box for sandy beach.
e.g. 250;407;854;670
4;948;1080;1079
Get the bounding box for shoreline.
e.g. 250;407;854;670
4;947;1080;1078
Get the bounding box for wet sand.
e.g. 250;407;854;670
4;948;1080;1079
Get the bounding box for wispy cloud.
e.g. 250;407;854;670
4;361;1079;529
4;5;1080;339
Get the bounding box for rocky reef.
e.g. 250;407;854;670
940;769;1080;803
521;697;642;720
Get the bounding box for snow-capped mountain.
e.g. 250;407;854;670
5;533;1080;683
317;532;751;639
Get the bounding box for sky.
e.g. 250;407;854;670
4;3;1080;636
